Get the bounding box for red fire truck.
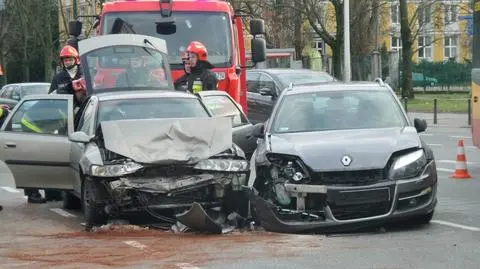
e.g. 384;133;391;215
67;0;266;115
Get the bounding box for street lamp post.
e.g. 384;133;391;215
343;0;351;82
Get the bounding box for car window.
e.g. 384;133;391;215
0;86;9;98
258;74;277;92
97;97;209;126
247;72;260;93
20;85;50;97
201;95;248;127
4;86;14;99
271;90;407;134
77;98;97;135
6;99;69;136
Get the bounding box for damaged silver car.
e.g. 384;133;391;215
246;82;438;233
0;34;253;233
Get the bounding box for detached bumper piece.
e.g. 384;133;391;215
175;202;235;234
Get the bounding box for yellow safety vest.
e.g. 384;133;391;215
21;109;67;133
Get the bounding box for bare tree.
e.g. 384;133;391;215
0;0;14;81
399;0;443;98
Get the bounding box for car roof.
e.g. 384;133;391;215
3;82;50;87
94;90;198;102
282;81;390;96
248;68;331;74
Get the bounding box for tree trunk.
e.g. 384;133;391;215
22;25;29;81
333;2;344;80
294;2;303;60
44;5;54;82
399;0;413;99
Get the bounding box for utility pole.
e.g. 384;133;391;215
471;0;480;148
343;0;351;82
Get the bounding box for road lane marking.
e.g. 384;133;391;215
420;133;433;136
437;168;455;173
466;146;478;150
449;135;472;139
1;187;20;193
431;220;480;232
49;208;76;218
124;240;147;250
176;263;201;269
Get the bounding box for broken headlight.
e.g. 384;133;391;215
194;159;249;172
90;161;143;177
388;149;427;180
266;153;310;183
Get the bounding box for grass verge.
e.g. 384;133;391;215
397;93;470;113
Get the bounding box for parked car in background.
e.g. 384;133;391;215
0;83;50;101
0;98;18;110
246;69;336;123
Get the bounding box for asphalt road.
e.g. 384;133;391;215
0;119;479;269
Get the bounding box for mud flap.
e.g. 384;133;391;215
175;202;234;234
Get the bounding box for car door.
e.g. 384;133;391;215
254;72;280;123
246;71;263;124
199;91;257;160
0;95;75;190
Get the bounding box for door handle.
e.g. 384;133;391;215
4;142;16;149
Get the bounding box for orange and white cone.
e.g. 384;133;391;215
450;139;472;179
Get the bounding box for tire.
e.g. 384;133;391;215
45;190;62;201
62;191;81;210
82;178;107;231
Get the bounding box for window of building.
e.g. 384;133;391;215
418;36;433;60
418;4;432;26
391;36;402;52
391;4;400;24
444;36;458;59
444;4;458;23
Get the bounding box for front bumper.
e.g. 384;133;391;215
248;161;438;233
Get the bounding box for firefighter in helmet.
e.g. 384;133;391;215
175;41;218;93
49;45;83;105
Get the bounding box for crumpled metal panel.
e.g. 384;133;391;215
175;202;224;234
101;117;233;164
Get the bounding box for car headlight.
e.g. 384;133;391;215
90;161;143;177
194;159;249;172
389;149;427;180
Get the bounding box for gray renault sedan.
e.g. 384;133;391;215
246;81;438;233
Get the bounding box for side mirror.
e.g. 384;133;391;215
251;123;265;138
250;19;265;36
11;94;20;101
258;88;273;96
251;38;266;63
68;20;83;37
69;131;92;143
414;118;427;133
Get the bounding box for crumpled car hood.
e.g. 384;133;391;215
269;127;421;171
101;117;232;164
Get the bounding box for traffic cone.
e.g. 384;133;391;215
450;139;472;179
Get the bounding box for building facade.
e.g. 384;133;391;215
312;0;473;64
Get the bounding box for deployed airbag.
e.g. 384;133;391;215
101;117;233;164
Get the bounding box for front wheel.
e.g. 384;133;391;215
82;178;107;231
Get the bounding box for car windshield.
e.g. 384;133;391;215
277;71;336;85
271;90;407;134
102;12;232;69
82;45;171;92
97;97;210;125
21;85;50;96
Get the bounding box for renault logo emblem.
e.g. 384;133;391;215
341;155;352;166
